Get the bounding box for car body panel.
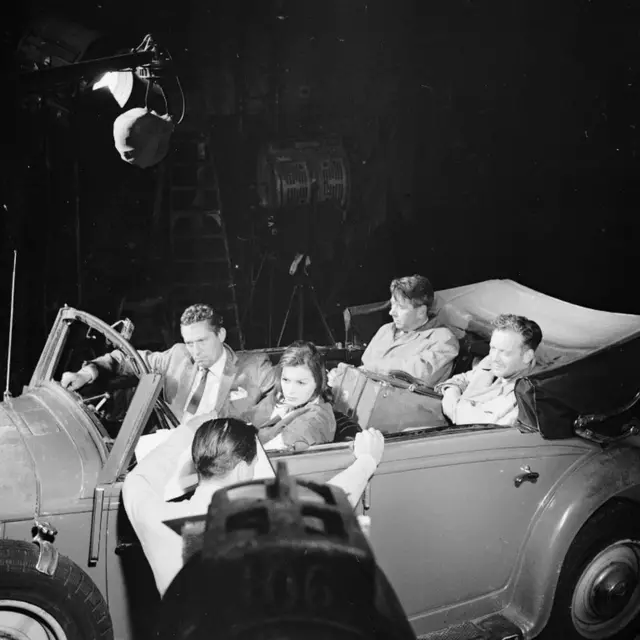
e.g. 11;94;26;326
1;385;108;517
363;429;593;635
0;411;38;520
102;483;162;640
505;435;640;637
3;507;107;596
273;429;640;638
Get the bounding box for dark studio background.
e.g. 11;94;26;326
1;0;639;393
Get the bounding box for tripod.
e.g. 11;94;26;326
277;258;336;347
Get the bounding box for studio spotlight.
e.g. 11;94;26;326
113;107;174;169
93;70;134;108
257;136;350;211
18;28;186;169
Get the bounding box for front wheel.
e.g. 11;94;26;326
538;499;640;640
0;539;113;640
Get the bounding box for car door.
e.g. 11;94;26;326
365;424;596;637
93;373;164;640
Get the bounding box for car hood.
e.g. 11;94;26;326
0;403;38;520
0;384;108;520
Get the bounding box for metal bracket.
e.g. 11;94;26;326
32;520;59;576
89;486;105;565
575;418;640;446
574;390;640;431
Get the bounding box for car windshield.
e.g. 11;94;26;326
40;313;174;442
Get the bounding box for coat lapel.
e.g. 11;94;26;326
171;357;198;420
215;346;239;414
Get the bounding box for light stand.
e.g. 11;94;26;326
239;247;278;347
245;136;349;347
276;181;336;347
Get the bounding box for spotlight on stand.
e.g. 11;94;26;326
250;136;350;346
257;136;350;211
17;28;185;169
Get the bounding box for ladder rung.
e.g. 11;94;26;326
173;286;233;291
173;278;235;291
170;209;222;216
170;186;218;191
173;258;228;264
171;234;224;240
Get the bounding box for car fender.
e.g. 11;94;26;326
0;413;39;522
504;440;640;638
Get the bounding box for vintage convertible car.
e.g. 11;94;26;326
1;279;640;640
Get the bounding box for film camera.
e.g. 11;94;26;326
158;462;416;640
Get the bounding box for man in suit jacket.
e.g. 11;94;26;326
61;304;275;422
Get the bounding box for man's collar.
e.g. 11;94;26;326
207;349;228;378
223;343;238;365
190;480;224;508
393;316;437;336
498;357;537;383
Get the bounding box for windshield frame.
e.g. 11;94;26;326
29;306;150;387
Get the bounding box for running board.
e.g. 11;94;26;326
417;614;523;640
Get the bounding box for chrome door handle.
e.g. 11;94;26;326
514;465;539;488
115;542;141;555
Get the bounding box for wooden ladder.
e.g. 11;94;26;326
168;130;245;349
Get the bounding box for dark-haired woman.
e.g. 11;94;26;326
245;340;336;451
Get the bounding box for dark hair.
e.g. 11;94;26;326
192;418;257;480
390;274;434;310
492;314;543;352
180;304;224;334
274;340;331;405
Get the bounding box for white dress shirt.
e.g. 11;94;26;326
182;350;227;420
123;421;378;596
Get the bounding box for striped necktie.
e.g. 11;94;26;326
186;369;209;414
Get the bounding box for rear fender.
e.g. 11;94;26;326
505;442;640;638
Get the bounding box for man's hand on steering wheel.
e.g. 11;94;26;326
61;365;97;391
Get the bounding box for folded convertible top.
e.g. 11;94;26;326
437;280;640;439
